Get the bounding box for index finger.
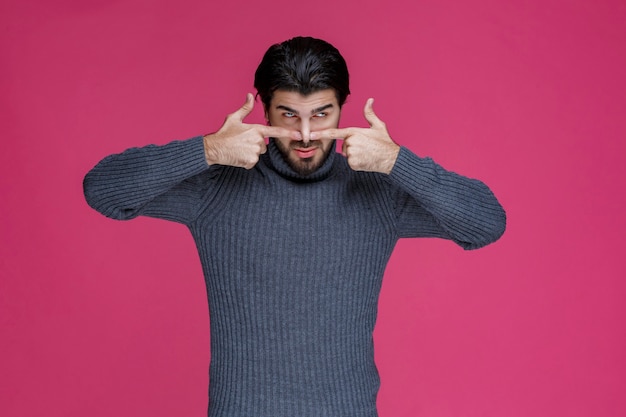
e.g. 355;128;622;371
259;125;302;140
310;128;354;141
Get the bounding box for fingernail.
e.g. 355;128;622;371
310;132;318;140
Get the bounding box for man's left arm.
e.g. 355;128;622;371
311;98;506;250
386;146;506;249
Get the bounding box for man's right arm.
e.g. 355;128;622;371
83;136;211;223
84;94;300;224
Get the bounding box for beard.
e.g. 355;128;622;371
274;139;334;176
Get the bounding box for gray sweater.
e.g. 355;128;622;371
83;136;506;417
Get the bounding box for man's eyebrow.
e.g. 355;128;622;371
311;104;334;114
276;105;299;114
275;103;335;115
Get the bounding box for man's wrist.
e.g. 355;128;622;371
380;143;401;175
202;133;217;166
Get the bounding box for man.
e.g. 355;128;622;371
84;36;506;417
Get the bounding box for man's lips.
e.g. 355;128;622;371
294;147;317;159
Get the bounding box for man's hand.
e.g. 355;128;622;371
203;93;301;169
311;98;400;174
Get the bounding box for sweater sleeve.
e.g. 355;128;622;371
387;146;506;250
83;136;212;224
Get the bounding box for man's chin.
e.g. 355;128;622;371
289;158;320;176
275;140;333;176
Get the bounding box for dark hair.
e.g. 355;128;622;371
254;36;350;109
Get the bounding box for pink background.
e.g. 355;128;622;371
2;0;625;416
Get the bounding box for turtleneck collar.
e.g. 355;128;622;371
263;138;337;182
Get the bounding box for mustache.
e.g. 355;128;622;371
290;141;318;149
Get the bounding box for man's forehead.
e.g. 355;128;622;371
269;89;339;110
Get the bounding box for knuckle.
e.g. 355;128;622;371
347;158;361;170
244;154;259;169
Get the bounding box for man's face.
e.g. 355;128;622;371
266;89;340;176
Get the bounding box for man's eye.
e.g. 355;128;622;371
314;112;327;118
283;112;296;118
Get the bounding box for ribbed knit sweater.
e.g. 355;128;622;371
83;136;506;417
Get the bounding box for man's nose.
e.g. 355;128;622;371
300;120;311;144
